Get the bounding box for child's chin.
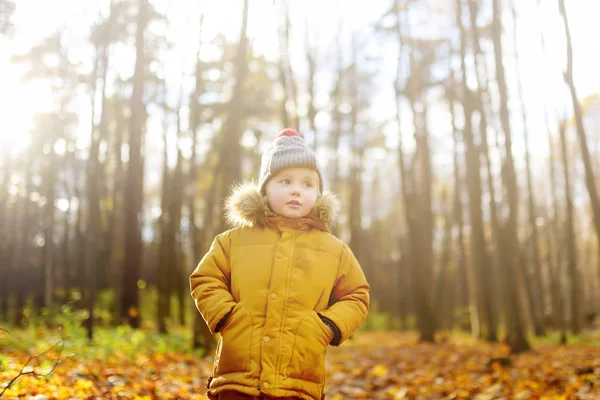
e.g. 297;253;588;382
282;210;307;219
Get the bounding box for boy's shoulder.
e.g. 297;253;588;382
304;229;349;256
306;227;344;244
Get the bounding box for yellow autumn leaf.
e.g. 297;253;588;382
74;378;94;390
371;364;389;377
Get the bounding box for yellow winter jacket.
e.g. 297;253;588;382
190;184;370;400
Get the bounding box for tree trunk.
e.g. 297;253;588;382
434;188;453;329
447;82;471;332
94;2;116;306
5;199;19;320
85;133;100;342
305;18;318;150
491;0;530;352
60;187;71;301
108;91;126;325
13;156;34;326
173;109;185;327
275;3;298;131
466;0;504;341
121;0;148;328
188;16;214;349
154;115;185;332
394;0;414;329
348;39;364;266
74;178;86;310
84;25;111;340
193;0;249;346
511;0;545;336
213;0;249;235
558;121;580;333
157;115;171;335
0;144;12;320
457;0;496;341
41;150;58;313
412;99;437;342
401;20;439;340
60;153;76;294
329;26;345;234
558;0;600;290
538;0;564;334
7;195;21;322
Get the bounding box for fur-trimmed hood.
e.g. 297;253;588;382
224;183;339;232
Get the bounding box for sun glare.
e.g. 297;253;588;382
0;51;54;155
0;0;598;163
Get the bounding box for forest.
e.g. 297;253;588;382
1;0;600;398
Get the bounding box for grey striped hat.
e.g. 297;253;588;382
258;129;323;195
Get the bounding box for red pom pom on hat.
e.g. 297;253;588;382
277;128;301;138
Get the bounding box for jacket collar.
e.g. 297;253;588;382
224;183;339;232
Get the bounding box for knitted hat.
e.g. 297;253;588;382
258;128;323;195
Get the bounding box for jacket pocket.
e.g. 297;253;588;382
285;311;331;383
214;302;253;375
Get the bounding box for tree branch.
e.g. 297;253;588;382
0;333;71;397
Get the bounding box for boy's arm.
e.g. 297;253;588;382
318;244;370;346
189;231;236;334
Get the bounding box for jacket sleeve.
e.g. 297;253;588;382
318;243;370;346
189;231;236;335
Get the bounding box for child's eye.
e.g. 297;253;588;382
282;179;291;185
303;182;313;188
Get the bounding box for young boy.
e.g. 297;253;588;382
190;129;370;400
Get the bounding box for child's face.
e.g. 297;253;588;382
265;167;319;219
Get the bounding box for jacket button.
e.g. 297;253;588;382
270;293;277;300
263;382;270;389
263;336;271;343
276;252;283;259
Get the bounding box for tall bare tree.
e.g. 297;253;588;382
534;0;564;337
328;22;346;210
157;103;173;334
545;124;566;338
434;186;454;329
121;0;149;328
446;75;471;333
558;120;580;333
276;2;299;130
558;0;600;289
213;0;249;234
398;8;439;341
393;0;412;332
348;34;366;267
0;142;13;319
187;15;215;349
465;0;504;341
491;0;530;352
84;0;117;341
457;0;496;341
305;18;319;150
510;0;545;336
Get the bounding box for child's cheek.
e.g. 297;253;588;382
269;191;286;211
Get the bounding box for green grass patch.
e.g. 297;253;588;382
0;287;209;361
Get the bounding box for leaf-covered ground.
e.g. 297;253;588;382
1;331;600;399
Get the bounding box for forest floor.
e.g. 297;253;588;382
1;329;600;399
